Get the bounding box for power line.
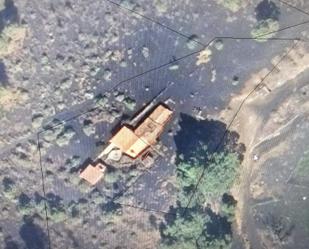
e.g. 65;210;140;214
104;0;309;44
38;30;306;134
278;0;309;17
103;0;205;48
37;133;52;249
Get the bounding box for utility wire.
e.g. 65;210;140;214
37;133;52;249
278;0;309;17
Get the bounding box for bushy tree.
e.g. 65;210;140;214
160;142;241;248
163;212;208;242
217;0;246;12
176;145;240;207
160;210;207;249
160;208;233;249
195;153;239;204
196;234;232;249
251;19;279;41
3;177;18;201
18;193;34;216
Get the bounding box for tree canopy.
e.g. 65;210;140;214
160;143;240;249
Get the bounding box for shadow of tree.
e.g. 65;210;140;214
19;217;48;249
0;61;8;86
204;207;232;239
174;113;245;163
255;0;280;21
0;0;18;33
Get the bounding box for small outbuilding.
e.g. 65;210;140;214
79;162;106;186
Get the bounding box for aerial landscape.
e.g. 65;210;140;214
0;0;308;248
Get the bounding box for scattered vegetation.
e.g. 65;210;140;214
251;19;279;42
104;170;121;186
56;126;76;146
3;177;18;201
262;213;294;245
295;151;309;177
0;86;29;116
18;193;36;216
123;96;136;111
216;0;246;12
154;0;168;14
186;35;200;50
168;63;179;71
42;120;76;147
196;48;212;66
82;119;96;137
95;94;109;107
214;39;224;51
31;114;44;129
251;0;280;42
0;24;26;57
120;0;138;11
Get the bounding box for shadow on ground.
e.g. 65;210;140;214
0;61;8;86
0;0;18;32
255;0;281;21
174;113;246;163
19;217;48;249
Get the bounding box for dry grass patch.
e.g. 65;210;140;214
0;24;27;57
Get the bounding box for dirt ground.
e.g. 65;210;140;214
222;40;309;249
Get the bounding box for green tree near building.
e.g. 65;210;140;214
160;115;244;248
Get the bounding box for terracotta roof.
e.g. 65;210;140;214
148;104;173;125
79;162;106;185
135;117;163;145
135;104;172;144
109;125;149;158
108;104;172;158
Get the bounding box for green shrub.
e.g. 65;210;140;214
160;208;233;249
217;0;245;12
296;151;309;177
95;94;108;107
18;193;34;216
186;35;199;50
123;96;136;111
0;24;26;55
56;126;76;146
48;208;67;223
2;177;18;201
214;39;224;50
251;19;279;42
176;146;240;207
162;212;208;245
82;120;96;136
104;170;121;184
160;141;241;248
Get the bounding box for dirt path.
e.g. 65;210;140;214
220;40;309;248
